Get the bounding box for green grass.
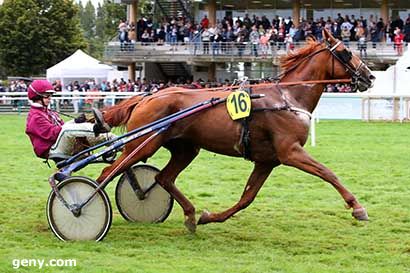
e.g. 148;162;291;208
1;114;410;272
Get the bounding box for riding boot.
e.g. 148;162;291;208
74;113;86;123
92;108;111;137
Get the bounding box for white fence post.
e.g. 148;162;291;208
310;111;316;147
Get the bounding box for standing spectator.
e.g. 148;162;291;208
288;24;297;40
259;31;271;58
376;18;385;42
127;80;134;92
283;16;293;34
212;30;222;56
341;25;351;47
201;28;211;54
331;22;341;39
128;22;136;44
103;82;114;107
136;17;147;41
170;25;178;51
249;26;260;57
356;23;367;57
341;19;353;33
369;21;378;48
118;19;129;51
243;14;252;30
0;80;5;105
201;15;209;29
53;80;63;106
285;33;294;52
72;81;81;113
404;16;410;44
236;33;246;57
394;27;405;56
277;23;285;50
192;30;201;55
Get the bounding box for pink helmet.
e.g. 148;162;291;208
28;80;55;100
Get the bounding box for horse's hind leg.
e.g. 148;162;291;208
198;161;277;225
279;143;368;220
156;140;200;232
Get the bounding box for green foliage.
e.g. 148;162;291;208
79;0;125;58
0;0;86;77
81;1;96;39
98;0;127;40
1;116;410;272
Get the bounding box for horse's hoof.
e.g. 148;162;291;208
198;210;211;225
184;217;197;233
352;207;369;221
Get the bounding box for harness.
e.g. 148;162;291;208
236;39;367;161
239;86;253;160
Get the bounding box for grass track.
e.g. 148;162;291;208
0;115;410;272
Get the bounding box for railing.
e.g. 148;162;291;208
105;41;408;60
0;91;142;113
3;91;410;147
3;91;410;120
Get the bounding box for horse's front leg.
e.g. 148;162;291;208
278;143;368;221
198;161;277;225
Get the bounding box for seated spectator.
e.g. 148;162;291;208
157;27;166;45
141;29;150;45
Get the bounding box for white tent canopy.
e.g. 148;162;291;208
369;48;410;94
46;49;114;88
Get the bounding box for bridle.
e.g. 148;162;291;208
277;39;372;90
326;40;372;89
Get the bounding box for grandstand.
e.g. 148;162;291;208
107;0;410;82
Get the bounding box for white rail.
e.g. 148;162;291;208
2;91;409;146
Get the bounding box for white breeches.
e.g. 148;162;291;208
49;121;116;157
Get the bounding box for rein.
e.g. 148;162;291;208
144;79;352;99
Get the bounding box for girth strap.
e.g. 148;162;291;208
240;87;252;161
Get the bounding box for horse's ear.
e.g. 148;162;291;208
322;28;336;44
306;34;317;45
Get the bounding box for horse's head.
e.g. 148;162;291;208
323;28;375;92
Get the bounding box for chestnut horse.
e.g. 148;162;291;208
98;29;375;232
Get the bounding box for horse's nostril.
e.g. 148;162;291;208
370;75;376;80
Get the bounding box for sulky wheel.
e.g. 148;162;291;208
46;176;112;241
115;164;173;223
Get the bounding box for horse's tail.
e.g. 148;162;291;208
102;95;145;127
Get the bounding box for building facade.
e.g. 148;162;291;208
105;0;410;82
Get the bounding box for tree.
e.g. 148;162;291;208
0;0;86;77
80;0;96;39
99;0;127;41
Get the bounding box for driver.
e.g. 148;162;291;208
25;79;116;160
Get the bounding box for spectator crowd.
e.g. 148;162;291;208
117;12;410;56
0;74;364;112
1;11;409;104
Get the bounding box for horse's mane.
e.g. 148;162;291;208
280;41;324;71
102;95;144;128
